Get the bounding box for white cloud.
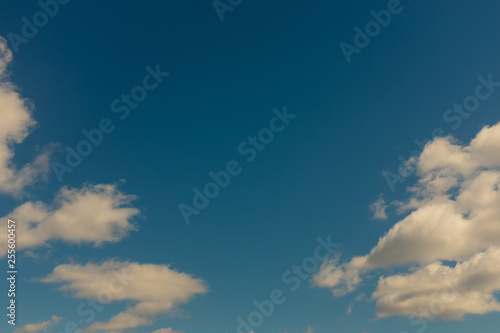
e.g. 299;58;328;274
0;36;51;197
151;329;182;333
370;195;388;220
373;246;500;319
40;260;208;332
314;255;366;296
13;315;62;333
314;122;500;319
0;183;139;255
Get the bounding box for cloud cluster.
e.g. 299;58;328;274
0;36;51;197
1;35;206;333
12;315;62;333
0;183;139;255
314;123;500;319
41;260;208;332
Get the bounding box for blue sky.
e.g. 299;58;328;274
1;1;500;333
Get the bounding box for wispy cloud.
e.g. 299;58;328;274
13;315;62;333
347;302;354;315
369;195;388;220
150;329;182;333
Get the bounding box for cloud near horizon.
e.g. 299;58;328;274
151;329;182;333
41;260;208;332
0;36;51;197
12;315;62;333
314;122;500;319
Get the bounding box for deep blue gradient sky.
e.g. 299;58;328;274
1;1;500;333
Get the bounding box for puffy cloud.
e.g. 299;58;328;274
314;256;366;296
0;183;139;255
373;247;500;319
314;123;500;319
13;315;62;333
40;260;208;332
0;36;51;197
370;195;388;220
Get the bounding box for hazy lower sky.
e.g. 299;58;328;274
1;1;500;333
